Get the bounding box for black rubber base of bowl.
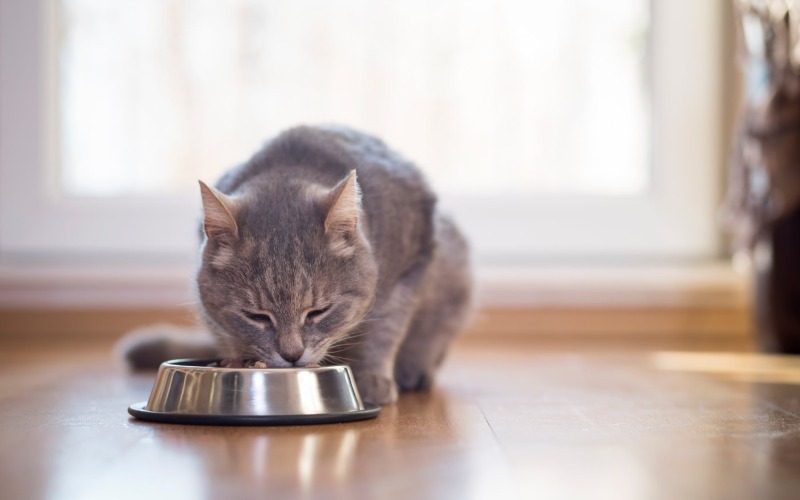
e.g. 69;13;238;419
128;402;381;426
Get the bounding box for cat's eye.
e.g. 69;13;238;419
304;305;331;324
243;310;274;327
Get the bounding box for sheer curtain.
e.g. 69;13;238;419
59;0;649;197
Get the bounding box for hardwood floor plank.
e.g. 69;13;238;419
2;339;800;499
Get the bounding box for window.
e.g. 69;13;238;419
0;0;724;264
59;0;649;198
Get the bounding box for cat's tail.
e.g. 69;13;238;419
114;324;219;370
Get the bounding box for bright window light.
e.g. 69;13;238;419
58;0;649;198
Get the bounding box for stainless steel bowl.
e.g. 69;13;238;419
128;359;380;426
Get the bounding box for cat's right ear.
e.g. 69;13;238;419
198;180;238;243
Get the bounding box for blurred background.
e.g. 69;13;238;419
0;0;753;346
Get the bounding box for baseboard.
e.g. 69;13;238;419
0;261;747;309
0;307;199;344
465;305;751;340
0;302;751;345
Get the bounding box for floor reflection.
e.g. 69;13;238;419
10;345;800;500
130;388;491;499
750;382;800;496
143;424;368;498
652;351;800;384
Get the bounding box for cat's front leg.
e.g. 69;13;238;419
352;369;399;406
343;269;425;405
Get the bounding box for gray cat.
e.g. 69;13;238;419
123;125;472;405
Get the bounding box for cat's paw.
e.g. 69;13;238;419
395;366;435;391
394;357;438;391
354;371;398;406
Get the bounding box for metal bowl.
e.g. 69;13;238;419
128;359;380;426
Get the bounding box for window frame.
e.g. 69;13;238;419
0;0;725;265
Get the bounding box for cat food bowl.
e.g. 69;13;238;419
128;359;380;425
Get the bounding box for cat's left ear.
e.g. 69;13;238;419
322;170;362;254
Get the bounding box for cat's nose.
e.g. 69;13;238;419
279;348;304;364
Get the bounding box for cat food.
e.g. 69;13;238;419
206;359;321;368
206;359;269;368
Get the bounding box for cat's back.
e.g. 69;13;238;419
318;126;438;275
216;125;431;197
216;126;438;280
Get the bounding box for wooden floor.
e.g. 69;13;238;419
2;337;800;500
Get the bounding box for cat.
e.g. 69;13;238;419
121;125;473;405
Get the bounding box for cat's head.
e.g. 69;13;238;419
195;170;379;367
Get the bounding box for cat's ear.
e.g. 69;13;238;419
198;180;238;243
323;170;362;254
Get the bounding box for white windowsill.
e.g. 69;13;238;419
0;260;748;309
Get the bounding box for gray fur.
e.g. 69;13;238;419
124;125;473;405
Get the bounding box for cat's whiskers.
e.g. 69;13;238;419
327;333;369;349
325;331;366;350
214;332;264;360
247;348;268;361
320;351;349;366
316;334;359;362
321;341;362;360
330;332;368;348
